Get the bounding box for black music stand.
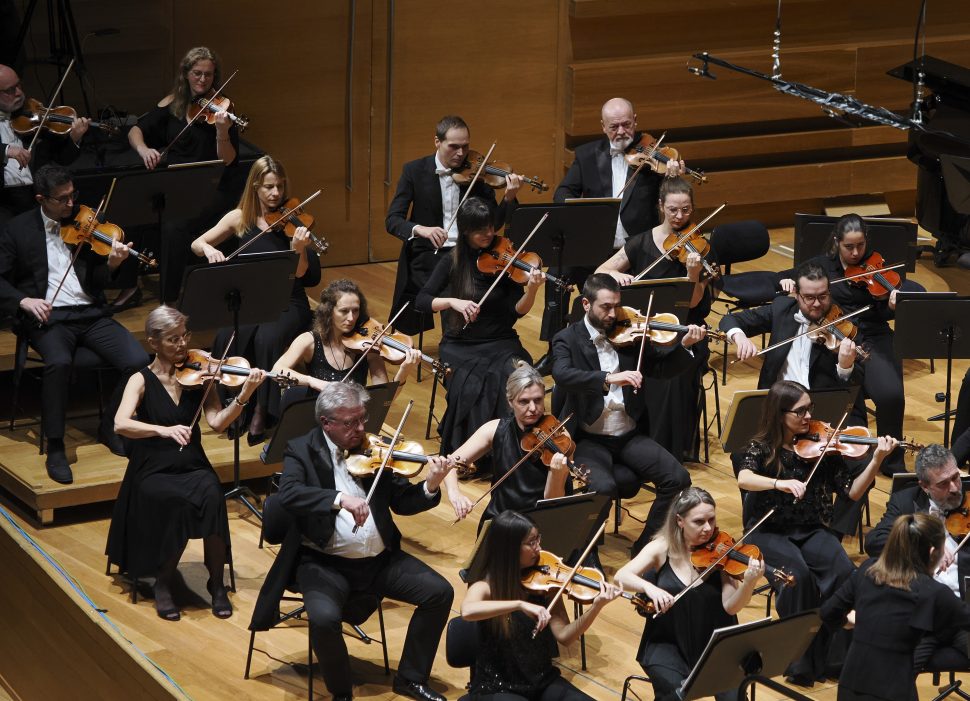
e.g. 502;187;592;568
505;201;620;336
895;297;970;447
792;213;917;273
106;160;226;229
621;278;694;323
676;611;820;701
179;251;298;519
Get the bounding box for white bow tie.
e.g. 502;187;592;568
435;167;451;176
794;311;809;326
610;148;624;158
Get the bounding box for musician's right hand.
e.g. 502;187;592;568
201;243;226;264
450;299;480;324
137;145;162;170
519;600;552;632
20;297;51;323
733;335;758;361
776;479;807;499
606;370;642;389
8;145;31;169
158;424;193;446
413;225;448;249
644;582;675;613
341;494;371;527
779;278;796;294
611;271;635;286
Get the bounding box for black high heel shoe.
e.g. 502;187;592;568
207;579;233;619
153;583;180;621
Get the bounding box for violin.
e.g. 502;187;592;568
690;530;795;588
661;226;720;279
843;251;901;299
175;349;297;389
263;197;330;254
451;149;548;193
346;433;476;479
341;318;451;378
476;237;571;292
944;493;970;538
623;133;706;185
522;550;653;612
805;303;870;363
792;419;924;460
609;306;725;347
11;97;118;136
186;94;249;131
519;415;590;486
61;204;157;269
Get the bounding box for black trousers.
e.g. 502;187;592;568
641;641;740;701
297;548;453;696
461;677;595;701
575;429;690;552
860;333;906;472
28;307;149;441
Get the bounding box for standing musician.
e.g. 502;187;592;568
385;114;521;335
616;487;763;701
460;509;622;701
129;46;242;304
0;165;149;483
955;369;970;467
736;380;896;687
0;63;89;224
249;382;454;701
821;513;970;701
415;196;540;460
191;155;321;445
106;306;265;621
551;273;704;555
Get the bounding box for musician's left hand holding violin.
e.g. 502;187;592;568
681;324;707;349
69;116;90;146
837;336;858;370
888;288;898;310
664;159;685;178
423;454;450;494
106;238;133;270
685;250;703;281
290;225;311;254
502;173;523;202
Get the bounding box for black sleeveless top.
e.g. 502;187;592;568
624;230;712;325
483;416;552;522
307;331;370;385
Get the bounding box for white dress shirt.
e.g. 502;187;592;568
418;153;459;248
1;112;33;187
609;148;630;249
42;208;92;307
928;500;961;596
581;316;636;436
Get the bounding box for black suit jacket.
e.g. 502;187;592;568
0;207;114;317
1;129;81;191
250;427;441;631
553;133;662;236
550;318;692;432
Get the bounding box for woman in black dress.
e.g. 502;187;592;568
615;487;763;701
416;196;542;456
821;513;970;701
459;510;621;700
737;379;896;686
106;306;265;621
191;155;321;443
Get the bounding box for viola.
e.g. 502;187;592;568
341;318;451;378
522;550;653;612
451;149;548;193
186;94;249;131
476;236;571;292
792;419;924;461
843;251;901;299
623;133;706;184
175;349;296;389
11;97;118;136
263;197;330;254
805;303;870;363
61;204;157;269
346;433;476;479
519;415;590;486
609;306;725;347
690;530;795;587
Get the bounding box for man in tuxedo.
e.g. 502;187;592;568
251;382;453;701
385;114;520;334
0;165;148;483
551;273;703;554
0;64;89;225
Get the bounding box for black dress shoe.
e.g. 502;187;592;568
391;677;445;701
246;431;266;448
534;353;553;377
46;449;74;484
98;428;128;458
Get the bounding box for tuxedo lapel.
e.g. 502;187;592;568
594;142;613;199
420;155;443;225
573;323;601;370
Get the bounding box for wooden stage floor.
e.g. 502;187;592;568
1;226;970;700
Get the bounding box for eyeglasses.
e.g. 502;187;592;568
324;414;368;430
44;190;78;204
604;120;634;133
189;69;214;80
797;292;830;305
522;533;542;549
663;205;693;217
0;81;22;96
784;403;814;418
163;331;191;345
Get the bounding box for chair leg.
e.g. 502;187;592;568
416;327;424;383
622;674;651;701
425;374;439;440
378;600;390;675
614;497;622;534
228;546;237;593
307;632;314;700
244;630;256;679
575;601;587;671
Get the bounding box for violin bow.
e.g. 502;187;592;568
224;189;322;260
532;519;609;639
340;302;409;382
179;331;236;452
730;305;870;365
26;58;76;154
633;203;726;282
829;262;905;286
617;132;665;198
632;291;654;395
453;413;573;525
353;400;414;534
796;410;849;499
159;69;238;163
437;142;497;255
462;212;550;330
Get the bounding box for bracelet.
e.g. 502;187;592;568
773;478;778;490
234;396;248;407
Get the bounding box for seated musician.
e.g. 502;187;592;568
616;487;763;701
0;165;149;483
460;509;621;701
0;63;89;224
948;368;970;468
550;273;704;555
385;114;520;335
191;155;321;445
106;305;264;620
737;380;896;686
415;196;540;463
249;381;453;701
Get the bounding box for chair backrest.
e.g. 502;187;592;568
709;220;770;266
445;616;479;668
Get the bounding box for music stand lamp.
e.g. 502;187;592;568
178;250;298;520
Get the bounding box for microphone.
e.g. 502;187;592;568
687;64;716;80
